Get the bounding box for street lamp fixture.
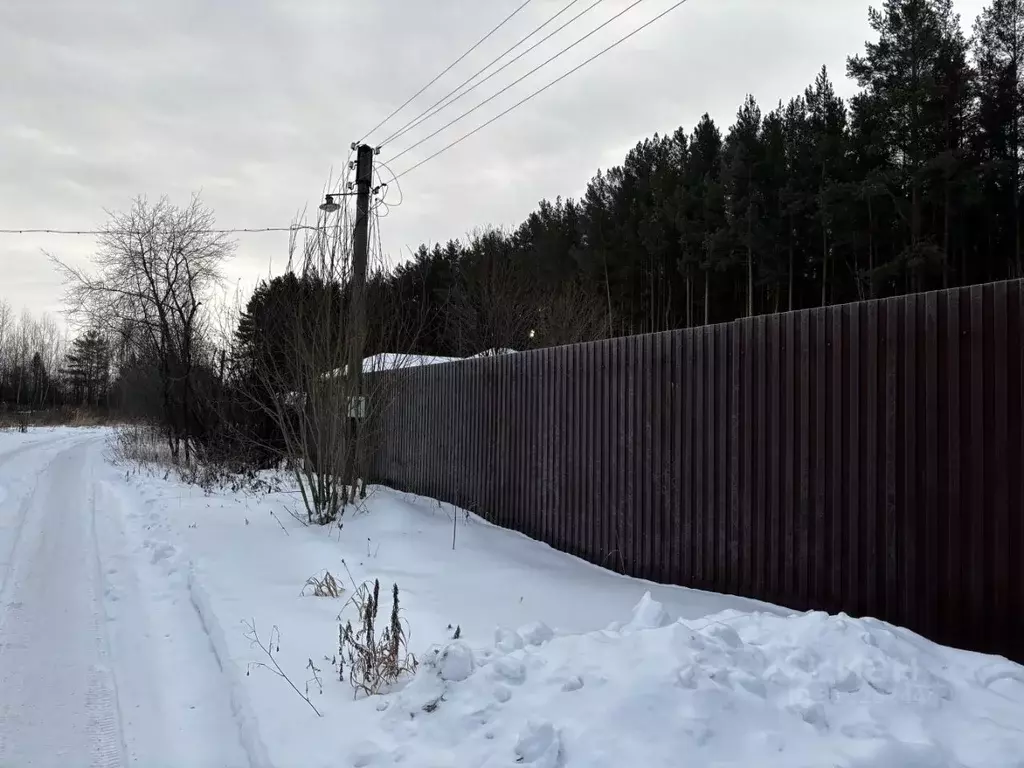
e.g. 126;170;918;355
319;190;358;213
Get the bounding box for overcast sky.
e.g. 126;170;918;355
0;0;988;320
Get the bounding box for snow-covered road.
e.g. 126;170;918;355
0;431;253;768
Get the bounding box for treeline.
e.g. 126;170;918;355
367;0;1023;354
0;301;115;413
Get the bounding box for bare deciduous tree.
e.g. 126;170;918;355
0;301;70;414
532;279;608;348
53;194;233;461
444;228;537;356
440;228;608;355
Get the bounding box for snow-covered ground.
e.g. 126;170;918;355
2;428;1023;767
0;428;252;767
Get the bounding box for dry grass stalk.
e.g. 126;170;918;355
338;579;417;698
301;570;343;598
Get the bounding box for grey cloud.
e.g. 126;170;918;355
0;0;990;317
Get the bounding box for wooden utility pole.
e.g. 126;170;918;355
346;143;374;502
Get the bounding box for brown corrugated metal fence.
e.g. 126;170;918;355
368;281;1024;661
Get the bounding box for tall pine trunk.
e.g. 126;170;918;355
867;193;876;299
911;179;922;292
685;273;693;328
788;213;795;312
602;256;614;338
944;176;952;288
704;264;711;326
1014;26;1022;277
747;207;754;318
821;223;829;307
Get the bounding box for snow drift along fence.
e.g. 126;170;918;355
368;280;1024;661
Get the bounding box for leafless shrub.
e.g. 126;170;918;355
443;227;535;357
232;206;354;526
107;423;168;467
107;421;282;498
338;579;417;698
243;620;323;717
231;207;428;526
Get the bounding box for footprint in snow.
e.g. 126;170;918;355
515;721;561;768
149;542;177;565
348;741;382;767
560;675;584;693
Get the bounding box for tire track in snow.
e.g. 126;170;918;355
86;664;126;768
86;452;130;768
186;568;275;768
0;434;88;614
94;472;268;768
0;438;127;768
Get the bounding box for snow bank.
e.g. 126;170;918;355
366;595;1024;768
105;470;781;767
97;449;1024;768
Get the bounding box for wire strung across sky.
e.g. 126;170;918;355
357;0;536;144
0;226;323;237
0;163;381;239
6;0;695;239
390;0;695;182
377;0;602;148
387;0;650;165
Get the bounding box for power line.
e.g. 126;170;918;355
392;0;695;182
374;158;405;209
357;0;536;144
388;0;649;166
0;225;323;237
379;0;599;148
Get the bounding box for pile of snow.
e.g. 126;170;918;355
362;353;461;372
469;348;518;358
319;349;517;379
361;594;1024;768
323;353;461;379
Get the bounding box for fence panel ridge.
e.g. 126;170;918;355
367;280;1024;662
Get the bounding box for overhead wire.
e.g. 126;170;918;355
6;1;689;246
369;194;389;272
378;0;599;148
0;225;323;236
391;0;695;182
387;0;650;166
3;163;359;238
3;146;367;240
357;0;536;144
373;158;405;209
